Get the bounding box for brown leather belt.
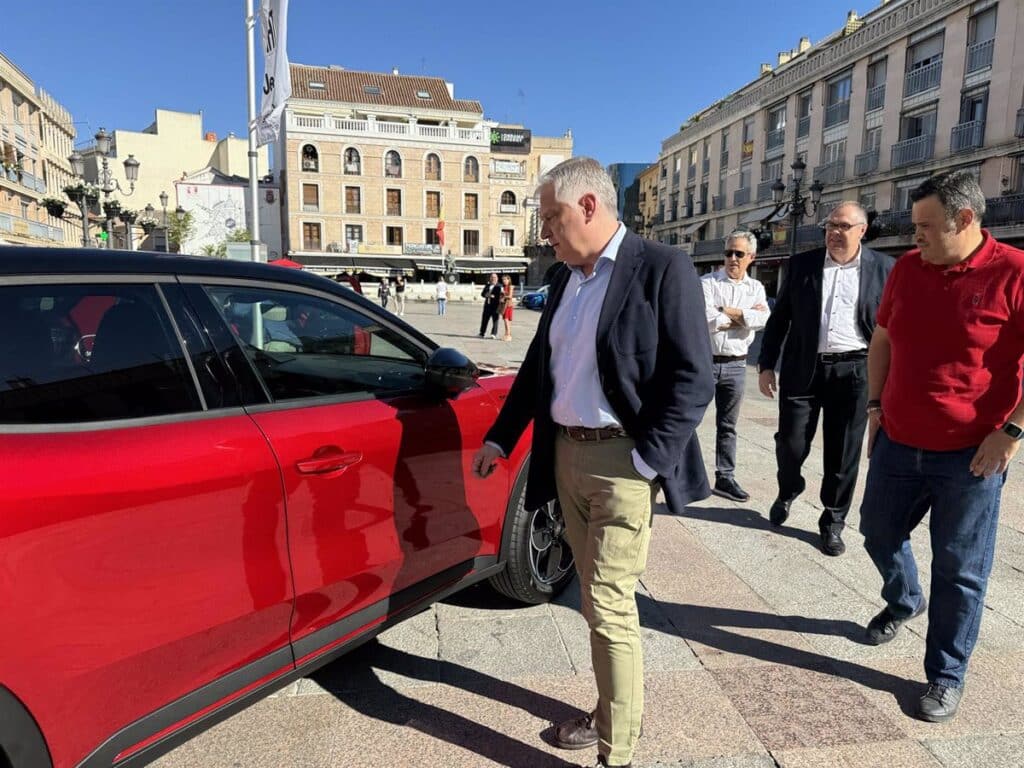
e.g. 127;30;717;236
713;354;747;363
558;425;627;442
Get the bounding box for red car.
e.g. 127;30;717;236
0;247;574;768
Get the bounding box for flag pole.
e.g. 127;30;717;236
245;0;262;262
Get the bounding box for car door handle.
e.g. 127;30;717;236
296;447;363;475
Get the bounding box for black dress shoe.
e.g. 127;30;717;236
555;712;598;750
768;499;791;527
713;476;750;502
819;526;846;556
916;682;963;723
865;598;928;645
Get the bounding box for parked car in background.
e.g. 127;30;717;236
519;284;549;310
0;247;574;768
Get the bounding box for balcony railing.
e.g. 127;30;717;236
854;148;879;176
874;209;914;237
387;206;402;217
687;164;697;182
1015;108;1024;139
712;194;725;211
951;120;985;152
693;238;725;257
0;211;65;242
904;58;943;97
891;133;935;168
766;128;786;151
984;194;1024;228
824;99;851;128
966;38;994;74
302;204;319;212
757;180;777;202
813;159;845;185
733;187;751;207
797;115;810;138
866;84;886;112
287;113;489;146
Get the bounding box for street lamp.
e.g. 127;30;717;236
767;158;824;265
66;127;142;249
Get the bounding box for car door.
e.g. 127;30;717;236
197;281;505;664
0;279;293;768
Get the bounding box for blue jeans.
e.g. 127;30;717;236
859;430;1003;689
437;298;446;315
712;360;746;479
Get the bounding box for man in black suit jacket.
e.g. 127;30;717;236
479;273;502;338
757;201;893;556
472;158;713;768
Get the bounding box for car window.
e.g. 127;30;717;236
0;283;203;425
204;285;428;402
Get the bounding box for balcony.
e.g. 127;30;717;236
687;164;697;182
950;120;985;153
984;194;1024;228
756;180;777;202
824;99;851;128
813;159;845;185
891;133;935;168
302;204;319;213
386;206;402;217
733;187;751;207
712;194;725;211
854;148;880;176
797;115;810;138
966;39;994;74
766;128;786;152
693;238;725;257
0;211;65;242
1016;108;1024;139
866;84;886;112
286;113;489;146
904;58;943;97
874;209;914;237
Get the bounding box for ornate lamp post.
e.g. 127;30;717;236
768;159;824;264
67;127;141;249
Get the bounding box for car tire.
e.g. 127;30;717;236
489;456;575;604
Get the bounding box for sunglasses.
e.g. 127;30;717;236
723;249;748;259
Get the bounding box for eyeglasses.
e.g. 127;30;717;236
823;221;865;232
723;249;748;259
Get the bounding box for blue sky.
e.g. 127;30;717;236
6;1;862;166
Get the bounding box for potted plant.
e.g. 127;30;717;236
41;197;68;219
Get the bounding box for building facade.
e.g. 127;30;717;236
635;163;660;237
652;0;1024;296
0;52;72;247
278;64;572;281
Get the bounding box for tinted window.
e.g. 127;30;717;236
0;284;202;424
205;286;428;402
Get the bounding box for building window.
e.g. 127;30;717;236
464;156;479;182
797;90;812;137
464;193;478;220
385;150;402;178
762;158;783;184
739;162;751;191
866;59;887;112
766;103;786;151
859;189;877;211
386;188;402;217
302;183;319;212
463;229;479;255
345;224;363;250
741;117;755;159
500;190;517;213
386;226;403;246
301;144;319;172
424;153;442;181
426;190;441;219
344;148;361;175
302;222;322;250
906;34;944;96
425;227;440;245
825;73;852;127
501;229;515;247
894;177;928;211
345;186;361;214
968;7;997;67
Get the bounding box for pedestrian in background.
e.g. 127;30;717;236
701;229;770;502
757;201;892;556
435;277;448;315
394;274;406;315
479;272;502;338
500;274;515;341
859;171;1024;723
377;279;391;310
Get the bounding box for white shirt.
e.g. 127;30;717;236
818;248;867;353
701;269;770;356
435;281;447;299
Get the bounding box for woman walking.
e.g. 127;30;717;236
500;275;515;341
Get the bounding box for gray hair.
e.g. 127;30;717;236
830;201;869;224
538;157;619;218
725;229;758;255
910;170;986;223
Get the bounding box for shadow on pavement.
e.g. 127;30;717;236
678;504;822;550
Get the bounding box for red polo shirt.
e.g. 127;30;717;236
879;230;1024;451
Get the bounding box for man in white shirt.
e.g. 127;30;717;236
701;230;770;502
435;277;448;315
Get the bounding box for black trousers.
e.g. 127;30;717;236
774;356;868;530
479;306;499;336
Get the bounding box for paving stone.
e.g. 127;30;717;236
438;614;575;684
923;733;1024;768
774;739;942;767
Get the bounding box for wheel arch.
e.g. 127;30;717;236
0;685;52;768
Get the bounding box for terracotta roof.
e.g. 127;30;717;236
290;65;482;114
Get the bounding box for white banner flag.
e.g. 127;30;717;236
256;0;291;146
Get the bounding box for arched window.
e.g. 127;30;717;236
424;153;441;181
344;148;361;175
301;144;319;172
500;190;516;207
385;150;402;178
463;156;479;182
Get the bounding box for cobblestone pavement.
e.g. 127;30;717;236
154;298;1024;768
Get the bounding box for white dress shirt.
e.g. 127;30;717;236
818;248;868;353
701;269;770;355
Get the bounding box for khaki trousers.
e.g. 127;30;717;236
554;431;656;767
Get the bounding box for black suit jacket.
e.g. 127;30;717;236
757;245;893;395
484;231;715;515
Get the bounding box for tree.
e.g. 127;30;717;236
167;211;194;254
201;228;252;259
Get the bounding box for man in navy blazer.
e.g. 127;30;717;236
473;158;713;768
757;201;893;556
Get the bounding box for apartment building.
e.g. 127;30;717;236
635;163;660;236
0;51;73;246
652;0;1024;296
279;64;572;280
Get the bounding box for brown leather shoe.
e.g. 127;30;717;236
555;712;598;750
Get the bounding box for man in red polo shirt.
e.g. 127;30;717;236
859;170;1024;723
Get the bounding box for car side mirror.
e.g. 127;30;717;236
425;347;480;396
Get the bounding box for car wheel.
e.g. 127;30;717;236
489;457;575;604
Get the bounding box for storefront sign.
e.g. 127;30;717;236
403;243;442;256
490;126;531;154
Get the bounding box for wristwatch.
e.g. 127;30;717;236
1001;421;1024;440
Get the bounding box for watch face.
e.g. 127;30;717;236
1004;422;1024;439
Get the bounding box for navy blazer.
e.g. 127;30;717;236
484;231;715;516
757;245;893;396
